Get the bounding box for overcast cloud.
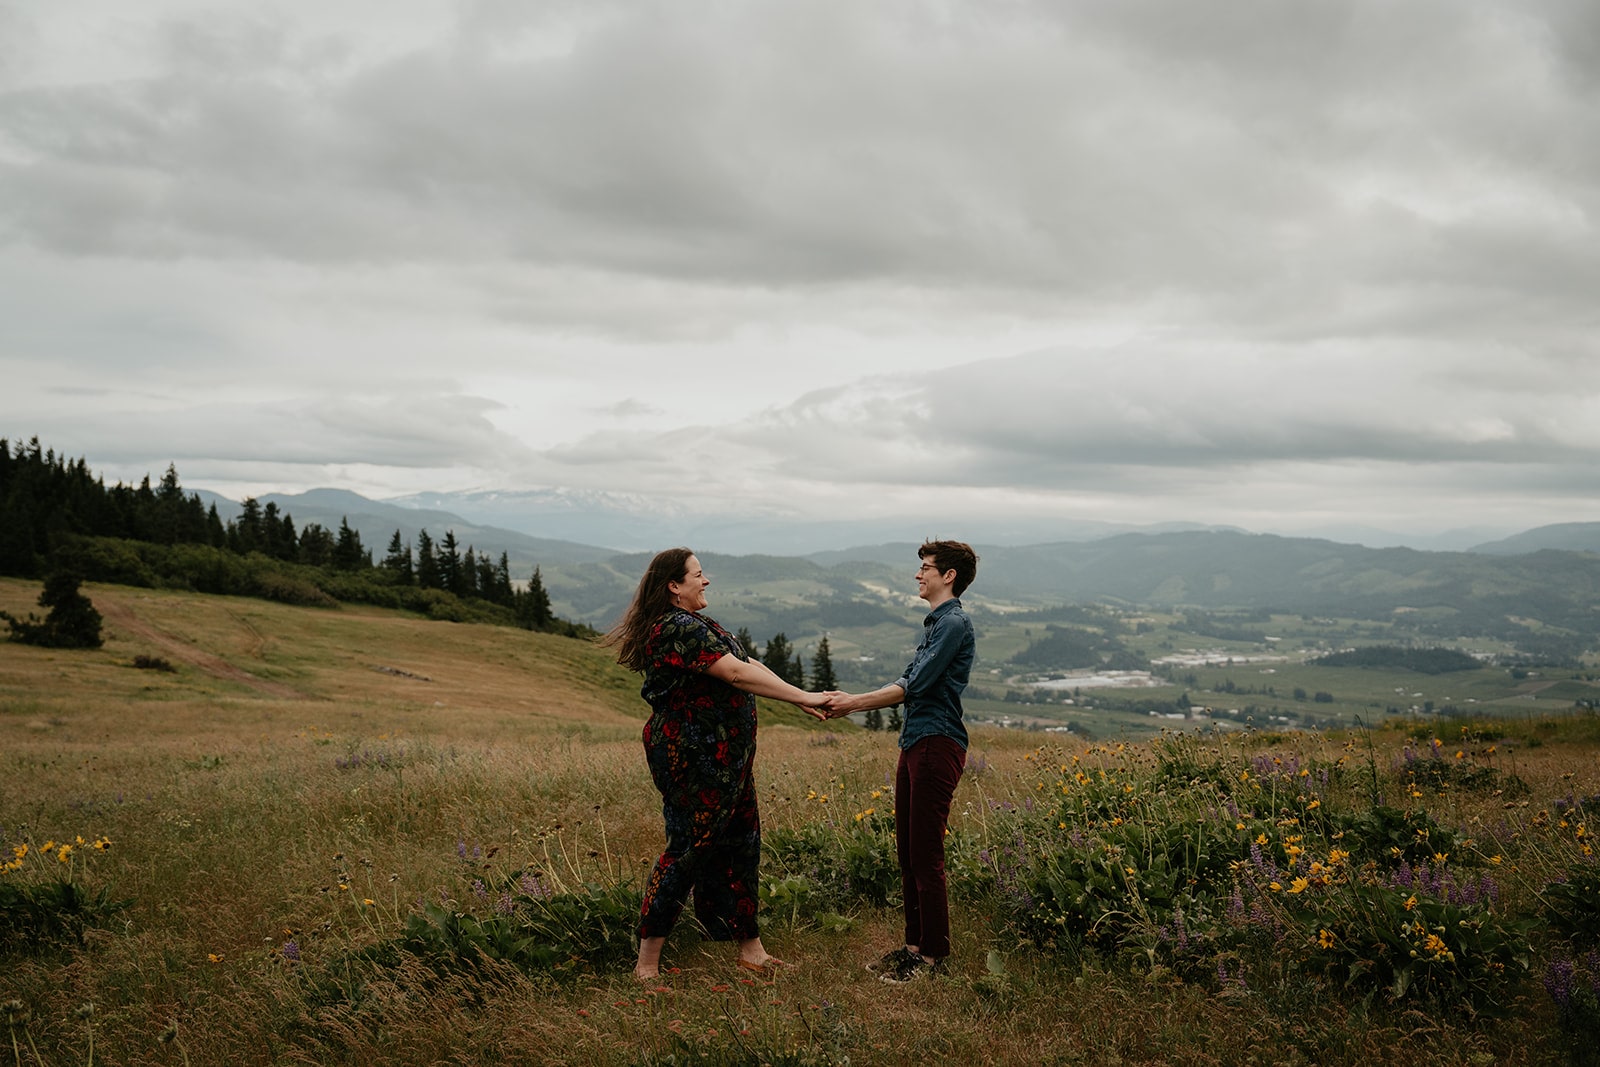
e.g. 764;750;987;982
3;0;1598;546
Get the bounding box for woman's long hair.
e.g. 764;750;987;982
600;547;694;673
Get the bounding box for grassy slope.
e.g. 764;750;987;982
3;578;1599;1065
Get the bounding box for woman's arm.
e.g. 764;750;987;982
707;654;829;708
821;683;906;719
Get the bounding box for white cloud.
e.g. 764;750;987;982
4;0;1600;543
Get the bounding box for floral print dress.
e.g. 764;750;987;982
637;609;761;942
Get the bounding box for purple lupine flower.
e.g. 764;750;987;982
495;893;515;915
1545;957;1577;1009
519;871;552;899
471;879;488;901
456;838;468;859
281;940;300;962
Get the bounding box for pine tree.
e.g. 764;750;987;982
493;553;514;606
762;634;804;686
415;529;440;589
333;518;366;571
437;531;464;595
2;570;103;648
864;708;884;731
735;627;757;659
234;497;263;554
886;706;903;732
298;523;334;567
810;635;838;691
383;530;414;584
518;566;553;630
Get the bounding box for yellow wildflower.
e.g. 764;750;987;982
1318;929;1335;949
1433;852;1448;865
1235;822;1246;831
363;898;375;906
1268;881;1282;892
1306;799;1321;810
11;845;26;860
1329;849;1349;865
1256;833;1269;846
1288;877;1309;894
1404;895;1418;911
56;845;73;863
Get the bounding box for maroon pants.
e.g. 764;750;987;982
895;735;966;959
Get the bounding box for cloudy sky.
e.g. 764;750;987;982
4;0;1598;546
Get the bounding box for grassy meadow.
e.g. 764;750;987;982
3;577;1600;1065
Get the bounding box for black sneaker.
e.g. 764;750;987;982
878;952;944;984
865;947;918;975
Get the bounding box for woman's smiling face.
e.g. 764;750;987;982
669;554;710;612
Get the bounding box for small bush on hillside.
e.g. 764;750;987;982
1;571;103;648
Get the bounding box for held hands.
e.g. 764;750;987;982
803;691;856;722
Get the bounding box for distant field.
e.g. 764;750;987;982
3;577;1600;1065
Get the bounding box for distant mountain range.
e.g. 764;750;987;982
191;486;1600;641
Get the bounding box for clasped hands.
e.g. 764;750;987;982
804;691;859;722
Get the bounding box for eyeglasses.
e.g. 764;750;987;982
917;562;942;573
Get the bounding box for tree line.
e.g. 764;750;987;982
0;437;563;633
734;630;897;731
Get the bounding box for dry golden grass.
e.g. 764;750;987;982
2;577;1598;1065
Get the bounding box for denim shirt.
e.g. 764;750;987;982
894;597;974;751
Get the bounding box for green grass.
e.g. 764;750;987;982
3;578;1600;1065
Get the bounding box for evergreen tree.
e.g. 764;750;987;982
864;708;884;731
493;553;514;606
462;547;479;598
206;503;227;548
415;529;440;589
763;634;804;686
2;570;103;648
382;530;414;584
792;652;805;688
233;497;263;554
886;706;903;732
262;502;287;560
333;518;366;571
517;566;553;630
298;523;334;567
810;635;838;691
735;627;757;659
437;531;464;595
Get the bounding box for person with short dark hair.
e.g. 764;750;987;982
817;539;978;983
604;548;831;980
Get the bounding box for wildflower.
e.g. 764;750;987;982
362;898;375;906
1235;822;1245;831
1268;881;1282;892
10;845;25;860
1433;852;1448;865
56;844;73;863
1404;895;1418;911
208;953;223;963
93;837;111;851
1306;799;1321;810
854;808;874;822
1256;833;1269;846
1328;848;1349;865
1318;929;1335;949
1288;877;1309;894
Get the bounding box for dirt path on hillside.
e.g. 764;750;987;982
98;595;312;700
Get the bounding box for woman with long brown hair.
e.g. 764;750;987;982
604;548;831;980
